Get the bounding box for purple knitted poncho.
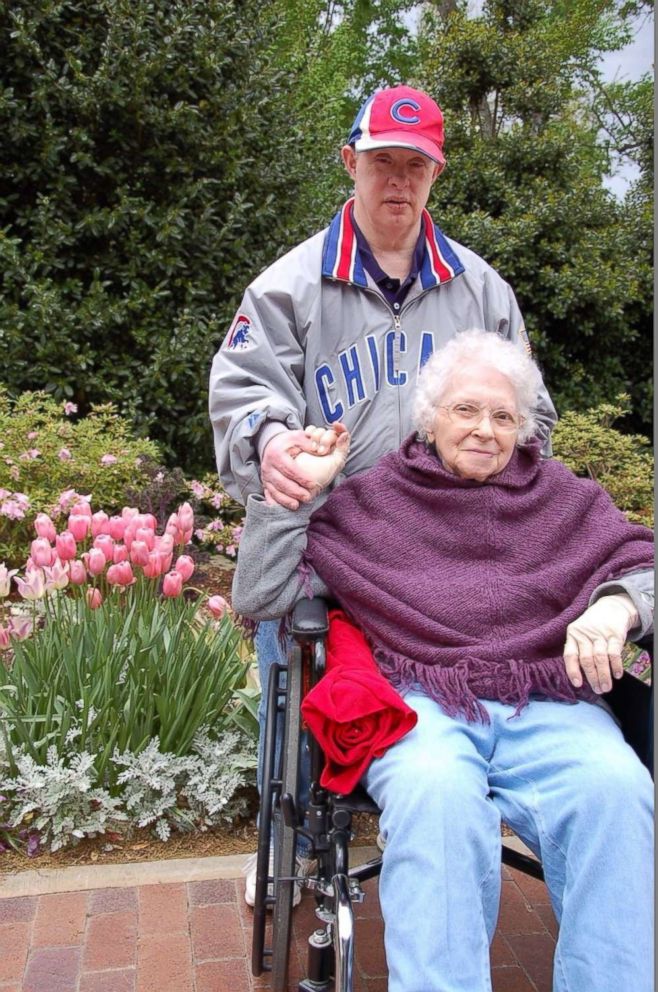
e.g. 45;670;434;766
303;435;654;721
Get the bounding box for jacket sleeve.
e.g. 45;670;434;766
589;569;654;638
231;494;330;620
500;282;558;455
209;280;309;504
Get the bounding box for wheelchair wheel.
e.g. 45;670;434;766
251;662;283;977
271;642;305;992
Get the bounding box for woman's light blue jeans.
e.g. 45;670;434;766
364;691;654;992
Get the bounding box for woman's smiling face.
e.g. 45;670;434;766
427;364;521;482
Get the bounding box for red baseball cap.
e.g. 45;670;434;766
347;85;446;169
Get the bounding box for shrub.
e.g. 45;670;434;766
552;395;653;526
0;0;311;472
0;390;158;566
187;474;245;560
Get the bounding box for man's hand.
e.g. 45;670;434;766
261;429;322;509
563;594;638;695
261;424;350;509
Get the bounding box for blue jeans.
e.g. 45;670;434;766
255;620;310;856
364;691;654;992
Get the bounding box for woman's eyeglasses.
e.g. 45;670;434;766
440;402;523;433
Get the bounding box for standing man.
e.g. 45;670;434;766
209;84;557;901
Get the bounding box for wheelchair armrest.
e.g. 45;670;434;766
291;597;330;642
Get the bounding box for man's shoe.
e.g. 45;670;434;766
243;851;313;908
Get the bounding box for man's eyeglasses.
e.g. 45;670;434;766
440;402;524;433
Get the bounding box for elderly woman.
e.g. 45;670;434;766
233;330;653;992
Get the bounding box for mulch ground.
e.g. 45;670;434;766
0;811;381;875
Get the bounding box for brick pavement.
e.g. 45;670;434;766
0;859;556;991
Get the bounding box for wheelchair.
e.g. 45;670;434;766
251;597;653;992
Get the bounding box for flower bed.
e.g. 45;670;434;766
0;493;256;857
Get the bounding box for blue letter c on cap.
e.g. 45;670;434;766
391;98;421;125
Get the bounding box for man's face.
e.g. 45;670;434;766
341;145;440;237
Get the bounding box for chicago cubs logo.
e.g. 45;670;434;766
390;98;421;125
226;313;252;350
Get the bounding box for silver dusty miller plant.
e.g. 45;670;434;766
0;727;256;850
0;746;127;851
113;729;256;841
180;728;256;826
113;738;191;842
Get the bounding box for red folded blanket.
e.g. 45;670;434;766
300;609;418;794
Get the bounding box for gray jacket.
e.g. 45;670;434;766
209;200;558;503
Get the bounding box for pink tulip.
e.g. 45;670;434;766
129;540;150;567
135;526;155;550
106;562;135;587
143;550;171;579
72;500;92;518
43;558;69;592
93;534;115;559
134;513;156;531
69;560;87;585
8;615;33;640
30;538;54;567
34;513;57;542
181;528;193;545
177;502;194;530
123;520;139;550
0;625;10;649
142;552;160;579
162;571;183;597
68;514;90;541
91;511;110;537
121;506;139;520
174;555;194;582
86;588;103;610
108;515;127;541
15;567;46;601
0;564;18;598
112;544;129;563
154;533;175;553
207;595;228;619
87;548;107;576
55;531;77;562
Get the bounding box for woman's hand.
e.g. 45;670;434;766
563;594;639;694
293;423;351;497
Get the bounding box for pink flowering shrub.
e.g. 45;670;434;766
0;389;158;566
186;474;245;561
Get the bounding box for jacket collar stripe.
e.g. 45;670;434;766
421;209;457;285
335;200;357;281
323;199;462;288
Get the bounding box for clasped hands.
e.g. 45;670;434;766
262;423;350;509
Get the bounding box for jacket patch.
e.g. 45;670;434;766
226;313;252;350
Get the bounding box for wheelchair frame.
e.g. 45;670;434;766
251;597;653;992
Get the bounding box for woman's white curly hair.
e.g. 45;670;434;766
413;329;543;444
